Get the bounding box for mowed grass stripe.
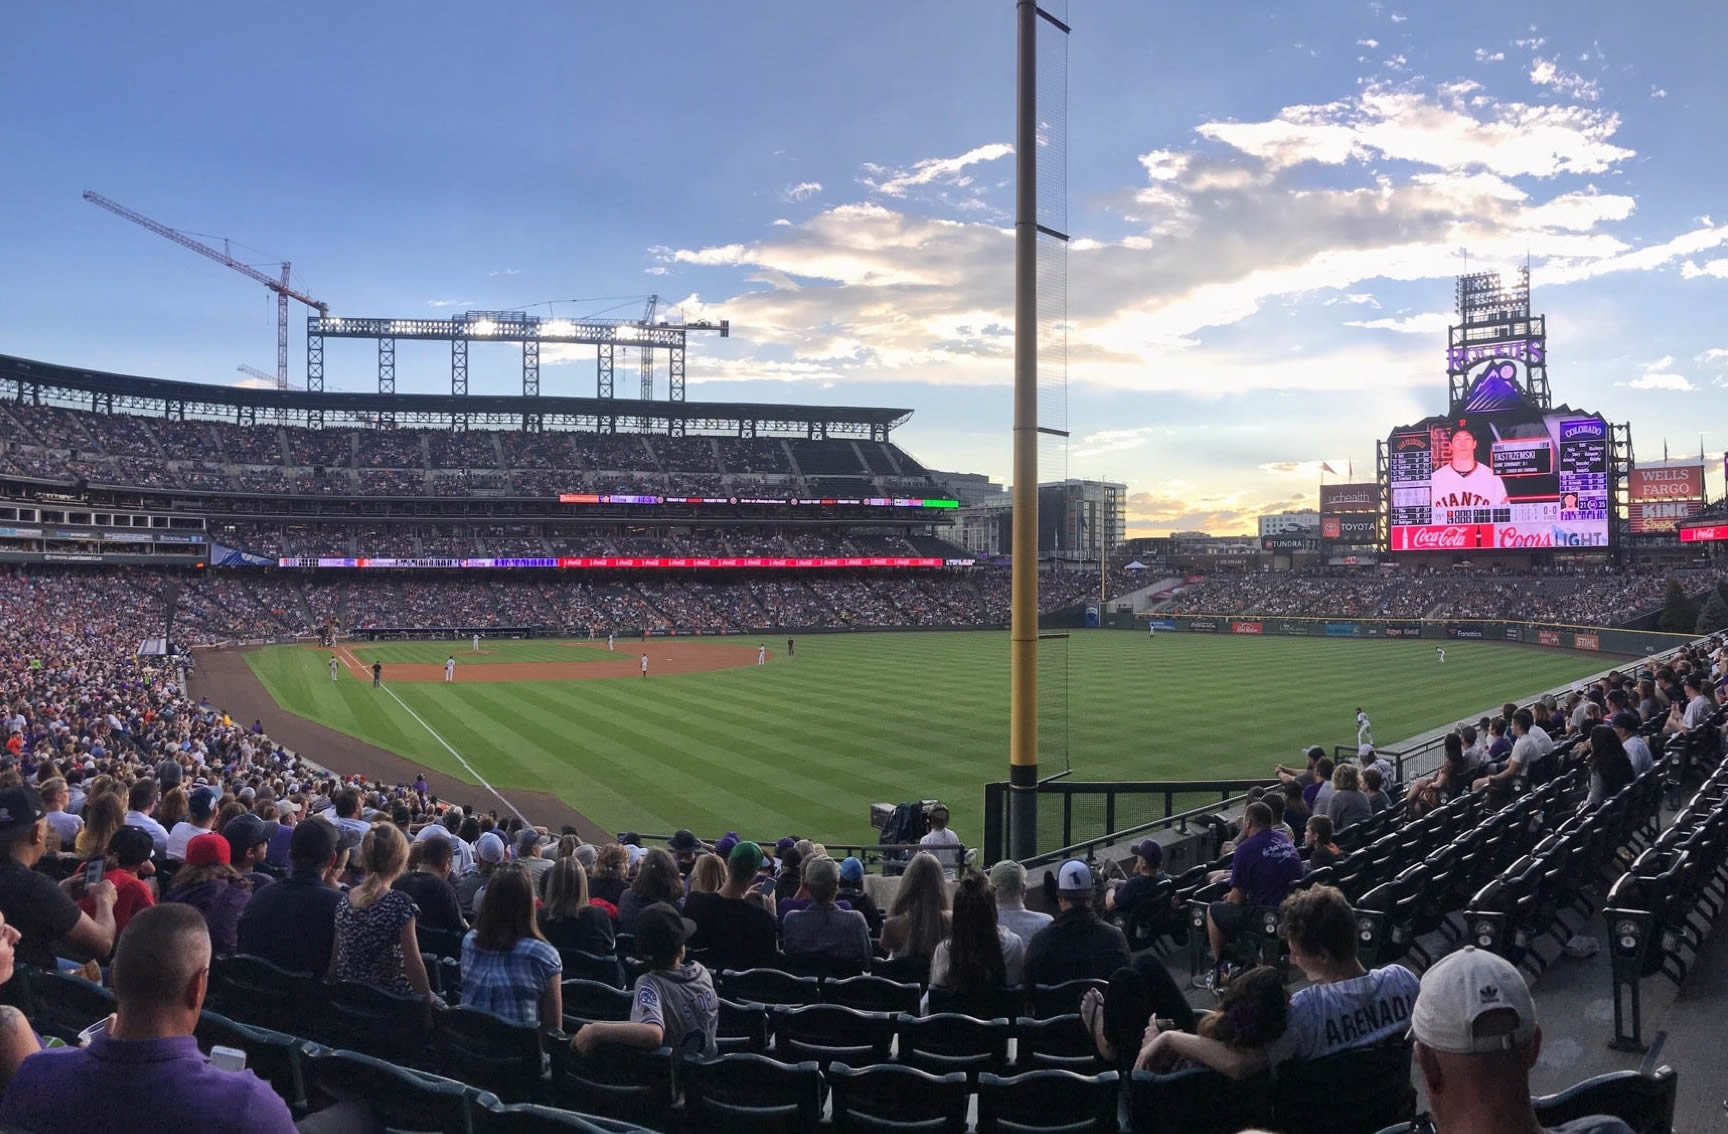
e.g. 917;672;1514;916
245;632;1611;842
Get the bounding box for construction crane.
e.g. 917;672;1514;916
639;294;659;400
83;191;328;393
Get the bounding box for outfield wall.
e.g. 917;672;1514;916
1076;611;1694;656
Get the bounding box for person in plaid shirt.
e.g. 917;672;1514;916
459;865;562;1027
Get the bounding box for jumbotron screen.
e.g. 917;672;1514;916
1387;410;1609;551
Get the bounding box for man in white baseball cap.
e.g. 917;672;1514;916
1023;859;1130;988
1412;947;1633;1134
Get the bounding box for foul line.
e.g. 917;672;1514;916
332;644;531;826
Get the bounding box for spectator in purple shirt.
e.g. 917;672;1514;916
1198;801;1302;991
0;903;296;1133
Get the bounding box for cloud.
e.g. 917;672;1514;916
1323;292;1381;307
1622;357;1696;391
1651;86;1668;99
859;143;1014;198
487;268;519;278
1529;57;1599;101
1475;48;1505;62
781;181;822;202
1680;258;1728;279
1195;81;1633;177
233;377;276;390
1123;490;1309;537
1357;38;1379;48
1385;54;1408;71
1073;426;1167;458
426;299;473;308
1346;312;1452;335
1698;349;1728;364
1389;11;1407;22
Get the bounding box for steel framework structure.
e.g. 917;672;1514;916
307;311;727;411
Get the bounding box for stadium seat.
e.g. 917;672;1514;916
545;1036;675;1127
925;983;1023;1021
827;1061;970;1134
1129;1066;1275;1134
977;1068;1121;1133
475;1102;656;1133
1273;1040;1417;1134
195;1010;320;1118
781;951;869;980
771;1003;896;1068
418;926;465;961
718;967;820;1007
562;978;634;1025
822;973;922;1013
681;1052;824;1134
560;948;626;988
306;1048;488;1134
716;998;771;1054
434;1004;546;1103
207;954;319;1036
1028;979;1108;1019
1013;1014;1109;1074
895;1012;1012;1080
308;980;433;1065
868;954;931;985
1531;1067;1679;1134
23;967;117;1044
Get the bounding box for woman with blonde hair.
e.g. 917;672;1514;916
879;851;951;961
687;853;726;896
539;856;615;956
589;842;630;907
331;822;433;1000
1323;763;1371;832
156;785;189;832
74;791;125;860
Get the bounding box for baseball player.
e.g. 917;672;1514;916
471;633;480;653
445;655;456;683
371;661;382;688
608;631;615;652
758;644;767;666
1148;621;1156;639
639;653;649;678
1355;708;1372;746
1436;646;1447;664
329;656;340;682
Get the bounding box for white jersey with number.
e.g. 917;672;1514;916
1429;462;1507;512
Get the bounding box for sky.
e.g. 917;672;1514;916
4;1;1727;536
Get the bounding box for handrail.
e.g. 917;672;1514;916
1018;792;1260;870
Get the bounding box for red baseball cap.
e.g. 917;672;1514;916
185;832;231;867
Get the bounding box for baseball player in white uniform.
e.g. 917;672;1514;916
639;653;648;678
329;656;340;682
472;633;480;653
758;644;767;666
1436;646;1446;664
1148;621;1156;639
1356;708;1373;746
445;655;456;683
608;632;616;652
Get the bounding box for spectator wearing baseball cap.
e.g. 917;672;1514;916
1023;859;1130;987
683;841;778;972
458;831;507;920
1106;839;1167;918
1412;946;1634;1134
667;829;705;877
162;832;252;955
80;825;157;938
515;827;554;886
166;785;219;862
223;813;279;892
1611;711;1654;776
570;901;717;1061
237;818;341;974
835;855;884;934
0;785;117;968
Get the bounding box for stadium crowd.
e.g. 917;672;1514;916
0;401;944;501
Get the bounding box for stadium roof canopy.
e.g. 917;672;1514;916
0;353;913;439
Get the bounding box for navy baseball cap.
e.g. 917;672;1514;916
1130;839;1163;868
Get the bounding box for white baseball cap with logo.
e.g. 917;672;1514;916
1410;946;1538;1054
1056;859;1093;896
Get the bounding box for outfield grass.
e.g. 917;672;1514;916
243;632;1611;845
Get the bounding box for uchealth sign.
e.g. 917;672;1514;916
1319;483;1379;513
1630;465;1704;501
1231;621;1264;634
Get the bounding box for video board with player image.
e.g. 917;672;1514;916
1387;408;1609;551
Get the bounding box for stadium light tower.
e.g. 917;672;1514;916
83;190;329;393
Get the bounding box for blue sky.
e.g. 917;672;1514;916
4;1;1726;535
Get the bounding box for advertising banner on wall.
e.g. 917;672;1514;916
1318;483;1380;513
1322;514;1379;543
1630;465;1704;501
1231;621;1264;634
1628;500;1704;534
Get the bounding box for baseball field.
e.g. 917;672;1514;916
231;630;1615;845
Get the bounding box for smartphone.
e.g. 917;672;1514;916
210;1045;248;1072
83;859;104;889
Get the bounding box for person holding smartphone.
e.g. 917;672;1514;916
79;826;156;939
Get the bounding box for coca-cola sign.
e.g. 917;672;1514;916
1398;524;1479;551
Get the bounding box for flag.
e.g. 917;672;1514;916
1321;462;1338;475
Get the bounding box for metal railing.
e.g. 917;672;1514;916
625;834;967;876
